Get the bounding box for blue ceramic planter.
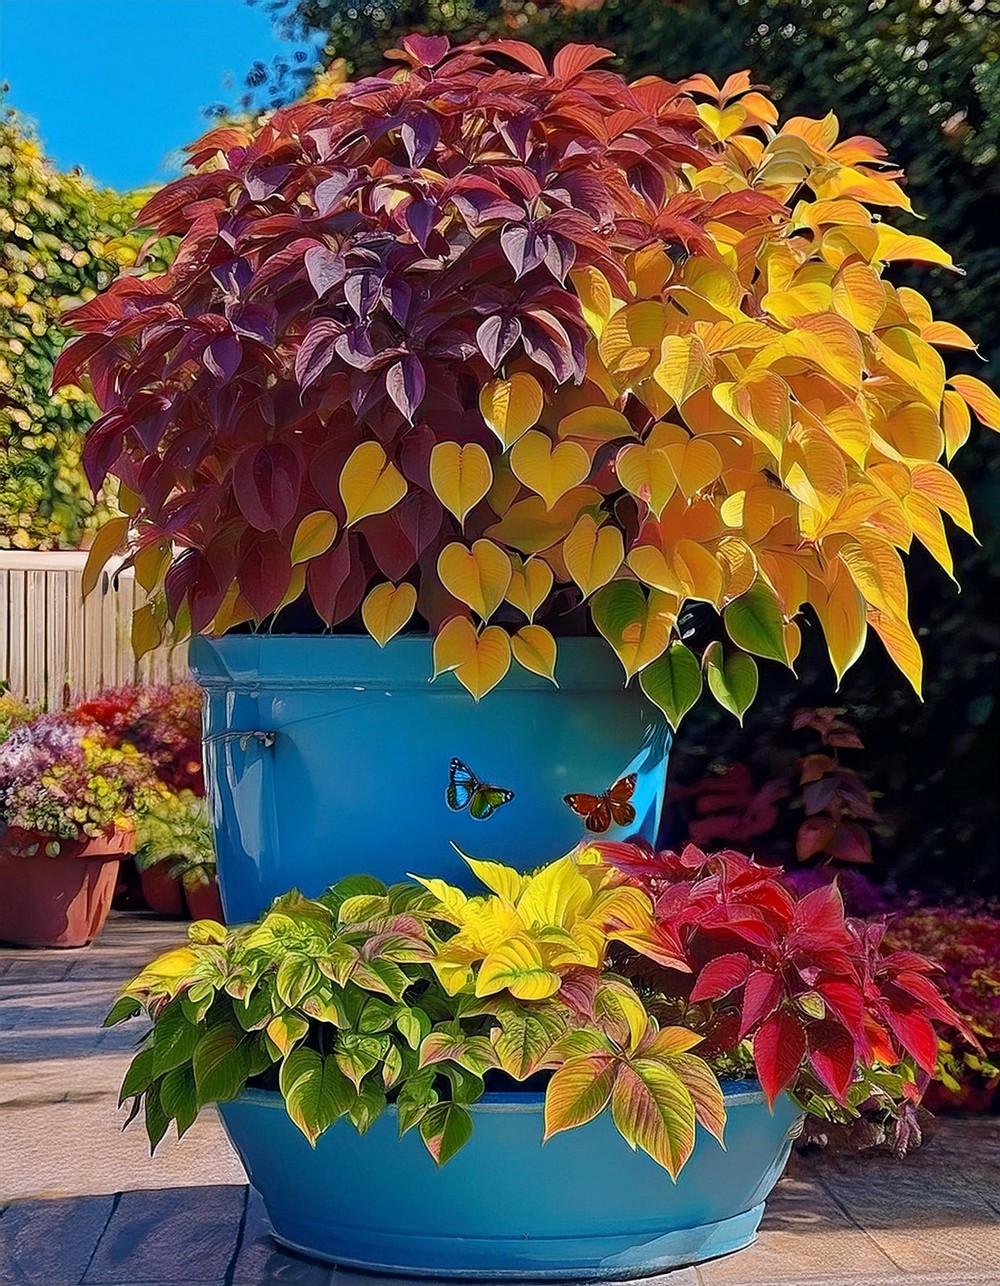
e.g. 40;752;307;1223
189;635;670;923
219;1082;802;1278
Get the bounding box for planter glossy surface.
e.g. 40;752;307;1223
0;828;134;948
190;635;670;923
184;877;225;923
219;1083;801;1279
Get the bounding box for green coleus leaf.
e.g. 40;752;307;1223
266;1012;310;1056
119;1047;156;1108
395;1006;432;1051
234;982;277;1031
418;1102;474;1165
191;1023;254;1106
352;958;410;1002
703;640;759;724
104;996;142;1027
144;1080;170;1153
492;1001;568;1079
276;953;322;1008
280;1047;355;1146
152;1000;202;1077
319;875;388;918
335;1032;389;1090
395;1069;438;1136
159;1064;199;1139
723;583;788;665
357;996;398;1034
638;640;703;729
347;1075;387;1134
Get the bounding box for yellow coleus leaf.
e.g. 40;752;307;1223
340;442;408;526
505;555;554;621
715;536;758;601
904;491;954;580
597;301;666;383
787;313;864;390
920;321;977;351
510;430;592;510
831;260;885;332
432;617;512;701
713;376;787;458
82;515;129;599
131;603;165;661
476;936;561;1001
626;543;682;595
291;511;338;565
941;389;972;462
486;486;604;554
615;439;677;519
876;329;946;410
437;540;512;622
840;537;908;623
761;281;833;324
511;625;558;685
479;372;544;448
880;402;944;463
562;513;625;597
698;101;748;140
653;334;713;406
570;264;616;336
361;582;417;647
810;566;868;685
875;226;955;269
557;405;634;446
868;609;923;698
909;462;974;536
429;441;493;526
949;375;1000;431
674;539;725;608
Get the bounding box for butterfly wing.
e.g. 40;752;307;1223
563;791;613;833
446;758;478;813
469;785;515;821
607;774;638;827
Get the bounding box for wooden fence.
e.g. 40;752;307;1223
0;551;189;707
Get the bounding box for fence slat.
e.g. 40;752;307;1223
0;552;189;706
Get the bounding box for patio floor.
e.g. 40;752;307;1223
1;914;998;1286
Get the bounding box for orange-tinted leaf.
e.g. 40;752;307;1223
505;556;554;621
563;514;625;597
949;375;1000;431
82;516;129;599
511;625;558;685
433;618;511;701
510;430;591;510
486;487;603;554
941;390;971;462
868;609;923;698
591;581;673;679
291;511;338;565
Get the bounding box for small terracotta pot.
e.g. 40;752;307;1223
184;876;224;923
0;827;135;948
139;862;186;917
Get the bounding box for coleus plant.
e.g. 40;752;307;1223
59;38;1000;721
599;841;976;1114
107;853;726;1176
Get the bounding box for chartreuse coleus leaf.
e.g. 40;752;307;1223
703;640;758;724
418;1101;474;1165
723;582;788;665
639;641;703;730
280;1047;355;1145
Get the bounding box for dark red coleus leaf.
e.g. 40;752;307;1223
234;443;303;533
689;952;752;1002
807;1021;857;1103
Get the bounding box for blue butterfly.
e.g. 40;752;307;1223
446;758;514;821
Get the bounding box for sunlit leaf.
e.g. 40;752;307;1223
429;442;493;526
340;442;407;526
362;582;417;646
479;373;544;448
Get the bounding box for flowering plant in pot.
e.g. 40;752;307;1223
77;683;205;796
107;843;968;1275
59;37;999;916
0;713;158;946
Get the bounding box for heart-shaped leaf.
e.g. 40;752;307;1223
510;624;558;685
703;641;758;723
437;540;512;621
479;372;544;448
362;582;417;647
510;430;591;509
339;442;407;526
505;556;554;621
291;511;338;565
591;581;673;679
433;617;511;701
429;441;493;526
639;641;703;729
563;514;624;597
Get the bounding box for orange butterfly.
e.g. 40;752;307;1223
563;773;637;834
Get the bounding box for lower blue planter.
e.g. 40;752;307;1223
219;1083;802;1278
189;635;670;923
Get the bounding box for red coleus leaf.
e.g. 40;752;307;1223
807;1021;857;1103
234;443;303;533
882;1007;939;1074
796;816;837;862
814;977;868;1048
689;952;752;1002
739;969;784;1039
753;1010;806;1104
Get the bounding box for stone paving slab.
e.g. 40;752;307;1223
2;913;999;1286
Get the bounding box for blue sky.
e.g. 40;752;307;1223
1;0;321;190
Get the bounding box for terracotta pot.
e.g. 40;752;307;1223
0;827;135;948
184;877;224;923
139;862;186;917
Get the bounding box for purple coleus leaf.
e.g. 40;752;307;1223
227;301;277;346
295;319;343;389
305;245;346;299
402;198;439;251
400;115;441;167
204;335;243;384
400;33;451;69
447;178;525;230
501;224;545;278
314;171;358;216
385;355;426;423
476;314;522;368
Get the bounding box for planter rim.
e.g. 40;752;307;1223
237;1078;770;1114
189;633;633;694
0;824;135;860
